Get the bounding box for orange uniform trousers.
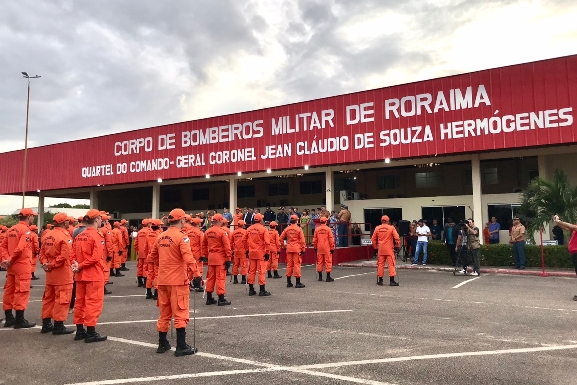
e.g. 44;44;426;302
2;274;31;311
157;285;189;332
316;252;332;273
31;255;38;273
377;254;396;277
41;283;73;321
137;257;146;277
266;251;279;272
121;247;129;264
113;250;121;269
232;251;247;275
206;265;226;295
194;257;203;278
248;259;266;285
285;252;302;278
73;281;104;327
146;265;159;289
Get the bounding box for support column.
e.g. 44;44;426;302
229;177;237;216
538;155;548;180
471;154;484;244
152;183;160;219
538;155;552;240
325;166;334;212
90;187;98;209
37;191;45;227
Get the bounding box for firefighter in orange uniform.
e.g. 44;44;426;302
67;217;75;238
120;219;130;271
1;208;38;328
187;217;204;292
280;215;306;288
243;213;271;296
29;225;40;280
182;215;193;234
70;209;107;342
100;214;115;295
230;219;247;284
233;207;243;227
39;212;74;335
134;218;151;287
149;208;198;356
145;219;163;299
371;215;400;286
266;221;282;279
313;217;336;282
201;214;232;306
0;225;8;271
112;222;126;276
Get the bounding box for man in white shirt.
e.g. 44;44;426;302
412;219;431;265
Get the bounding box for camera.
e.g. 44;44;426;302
458;220;467;226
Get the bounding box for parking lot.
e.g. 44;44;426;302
2;261;577;385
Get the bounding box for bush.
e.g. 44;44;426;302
426;240;573;268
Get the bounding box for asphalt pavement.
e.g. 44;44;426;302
2;261;577;385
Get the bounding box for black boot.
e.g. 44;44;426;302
259;285;271;296
273;270;282;279
152;289;158;300
175;328;196;357
241;275;247;284
84;326;107;343
156;331;171;353
115;269;125;277
137;277;144;287
287;277;294;288
226;269;231;276
52;321;74;335
3;310;15;328
267;271;273;279
326;272;334;282
31;273;40;280
205;292;217;305
390;276;399;286
74;324;87;340
295;278;305;288
104;285;112;295
318;272;323;281
41;318;54;334
233;275;239;284
14;310;36;329
248;284;257;296
146;288;153;299
143;277;147;287
218;294;231;306
120;263;130;271
377;277;384;286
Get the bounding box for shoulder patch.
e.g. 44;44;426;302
183;237;190;243
101;240;105;245
68;239;72;243
26;231;31;235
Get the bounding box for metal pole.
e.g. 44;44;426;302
22;78;30;209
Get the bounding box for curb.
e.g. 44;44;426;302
337;262;577;278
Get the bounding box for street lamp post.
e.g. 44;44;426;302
21;72;40;209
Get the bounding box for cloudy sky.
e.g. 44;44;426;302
1;0;576;213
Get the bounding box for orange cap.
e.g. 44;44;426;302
0;225;7;231
85;209;101;219
101;214;110;221
77;216;84;222
320;216;328;223
153;219;163;226
185;214;192;221
212;213;224;221
142;218;149;225
120;219;127;224
46;224;54;229
192;217;202;225
237;220;245;226
53;212;69;224
19;208;38;216
68;216;75;222
290;215;299;221
381;215;390;222
114;222;120;227
30;225;38;231
168;209;186;221
269;221;277;227
253;213;263;222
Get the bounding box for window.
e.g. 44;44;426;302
377;175;398;190
192;188;209;201
162;190;181;202
415;172;444;188
528;169;538;181
300;180;322;194
421;206;466;226
364;208;402;233
268;182;289;196
483;167;498;185
238;185;255;198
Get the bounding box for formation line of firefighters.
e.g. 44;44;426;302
1;209;399;356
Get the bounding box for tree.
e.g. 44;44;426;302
519;169;577;241
52;203;72;208
0;215;18;227
73;204;90;209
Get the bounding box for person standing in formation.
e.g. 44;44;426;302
134;219;151;288
201;214;232;306
149;208;199;356
1;208;38;328
119;219;130;271
230;220;248;284
243;213;271;297
29;225;40;280
112;222;126;278
276;207;289;235
100;214;115;295
187;217;205;292
145;219;163;300
313;217;336;282
371;215;400;286
280;215;306;288
39;212;74;335
267;221;282;279
71;209;107;342
233;208;243;227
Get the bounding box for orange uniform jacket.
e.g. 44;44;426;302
201;225;232;266
186;226;203;259
230;228;247;255
233;212;243;226
280;224;306;253
313;224;335;253
371;224;400;255
182;223;192;235
267;229;281;253
112;228;126;253
149;227;197;285
71;228;105;282
101;227;114;259
243;223;270;259
39;227;73;285
121;226;129;248
31;232;39;256
0;222;33;275
134;227;150;258
144;229;161;262
0;231;6;259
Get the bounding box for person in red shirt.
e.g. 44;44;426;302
201;214;232;306
313;217;336;282
0;208;38;328
39;212;74;335
230;219;248;284
29;225;40;280
70;209;107;342
371;215;401;286
243;213;271;296
149;208;199;356
267;221;283;279
134;219;151;287
280;215;306;288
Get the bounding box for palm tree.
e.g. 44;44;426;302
519;170;577;241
